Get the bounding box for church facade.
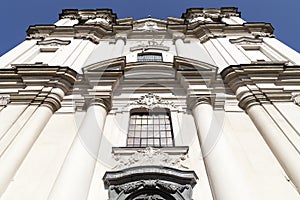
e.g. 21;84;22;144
0;7;300;200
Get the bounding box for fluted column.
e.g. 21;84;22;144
236;86;300;193
48;98;110;200
0;88;65;196
189;96;256;200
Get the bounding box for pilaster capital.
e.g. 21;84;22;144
115;34;127;44
86;96;112;112
187;94;215;110
172;32;185;44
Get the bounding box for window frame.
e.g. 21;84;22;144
137;52;163;62
127;108;175;148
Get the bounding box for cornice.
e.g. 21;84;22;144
59;9;117;24
0;65;77;109
27;24;114;44
221;63;300;110
186;23;274;43
182;7;241;22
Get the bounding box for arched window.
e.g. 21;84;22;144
127;109;174;147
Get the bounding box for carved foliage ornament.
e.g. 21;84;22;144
111;180;190;194
129;93;176;110
113;147;187;170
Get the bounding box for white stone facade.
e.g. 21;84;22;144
0;7;300;200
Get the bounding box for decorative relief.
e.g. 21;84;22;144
113;147;188;170
291;92;300;106
130;38;169;52
129;93;177;110
135;20;165;32
0;95;10;106
252;32;275;38
110;180;190;194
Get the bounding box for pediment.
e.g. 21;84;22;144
229;36;263;45
174;56;218;72
82;57;126;73
37;38;71;46
133;18;167;31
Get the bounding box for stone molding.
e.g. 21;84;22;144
112;146;189;170
182;7;241;22
37;39;71;46
25;8;275;45
0;65;77;111
221;63;300;110
103;165;197;200
59;9;117;24
229;36;263;45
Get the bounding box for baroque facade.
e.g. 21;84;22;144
0;7;300;200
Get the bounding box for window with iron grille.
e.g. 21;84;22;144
137;53;163;62
127;111;174;147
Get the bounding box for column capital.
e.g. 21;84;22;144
115;34;127;44
187;94;215;110
86;96;112;112
221;66;266;111
172;32;185;44
39;88;65;112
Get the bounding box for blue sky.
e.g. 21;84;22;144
1;0;299;56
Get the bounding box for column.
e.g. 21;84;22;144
173;32;185;56
237;86;300;193
48;98;110;200
189;96;257;200
111;34;126;58
0;88;65;196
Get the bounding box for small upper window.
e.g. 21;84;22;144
242;46;271;62
137;52;163;62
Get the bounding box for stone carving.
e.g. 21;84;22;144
252;32;275;38
133;194;165;200
135;20;165;32
291;92;300;106
130;37;169;52
113;147;187;170
129;93;176;110
111;179;189;194
0;95;10;106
